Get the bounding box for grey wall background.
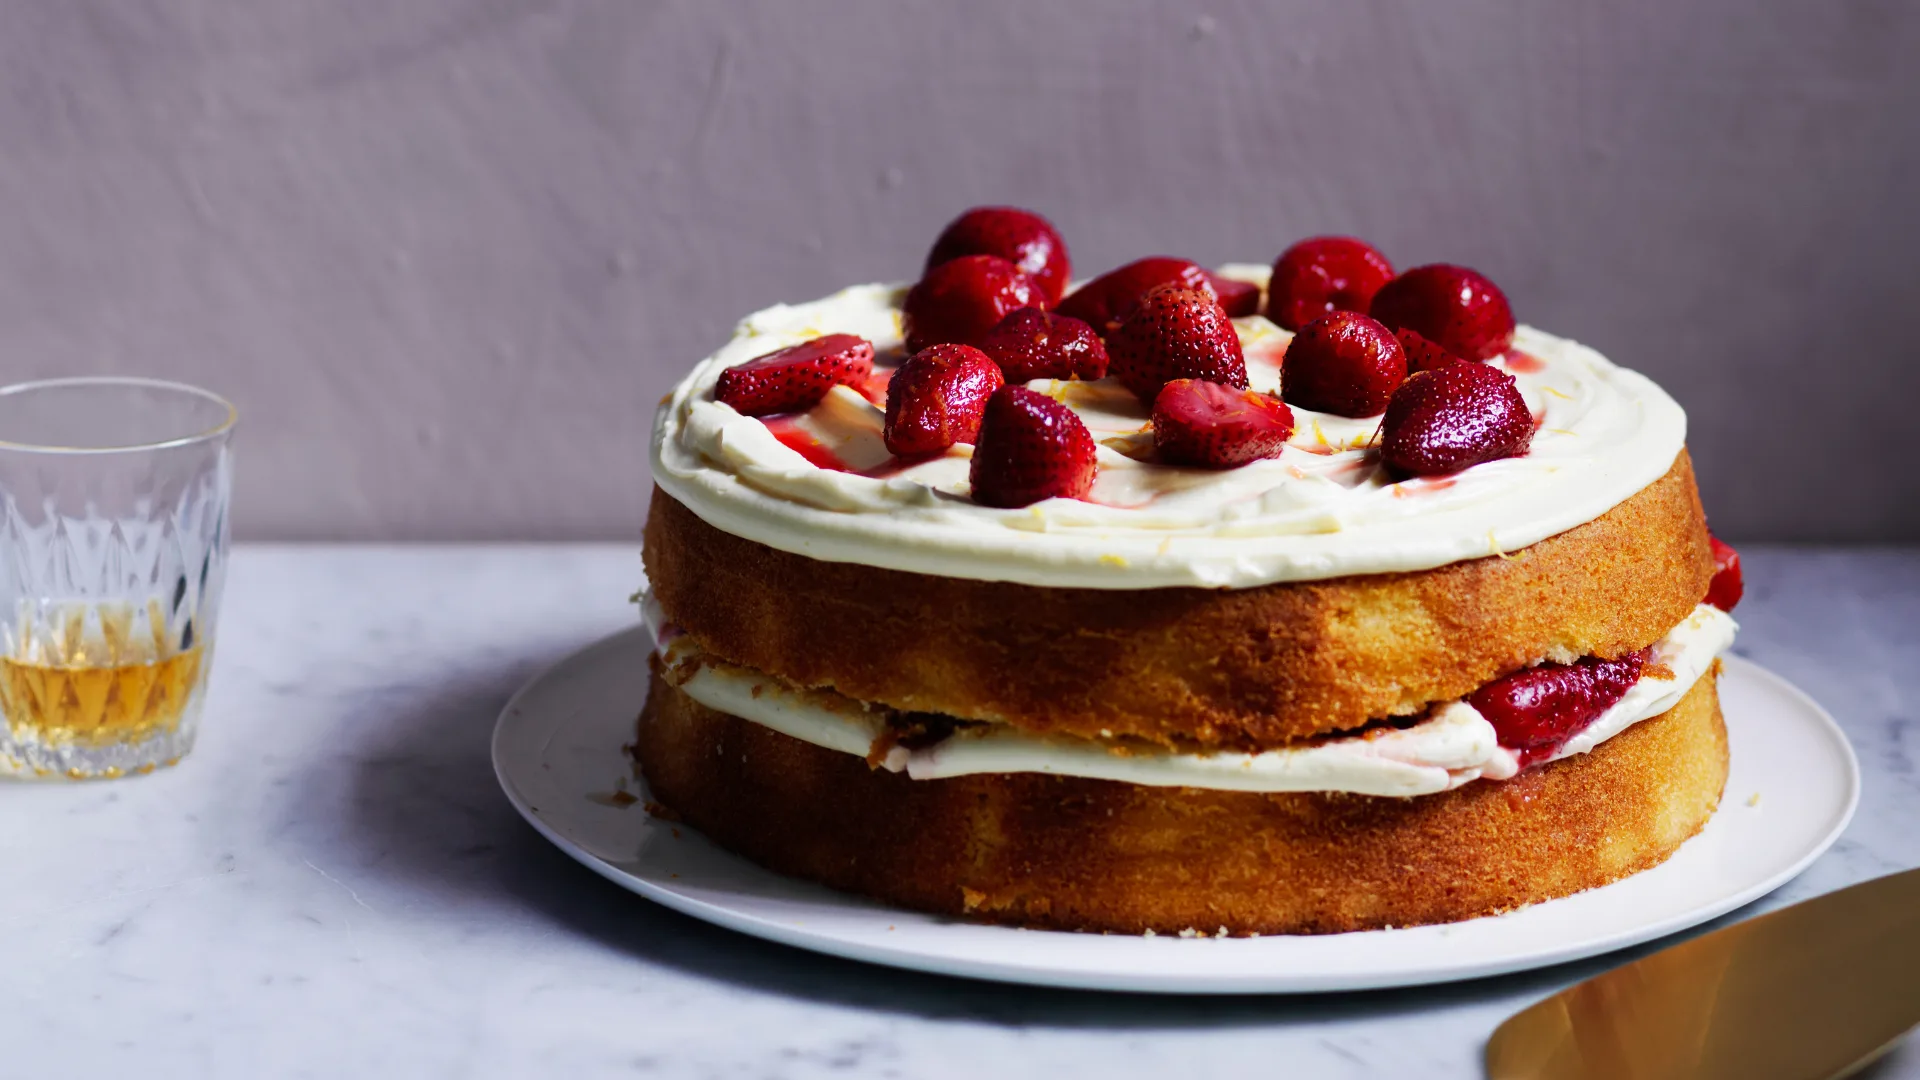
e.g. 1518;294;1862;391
0;0;1913;542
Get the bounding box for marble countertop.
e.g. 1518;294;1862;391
3;545;1916;1079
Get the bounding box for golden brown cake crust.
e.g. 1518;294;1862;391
644;451;1714;747
636;666;1728;935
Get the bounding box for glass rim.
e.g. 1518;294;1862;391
0;376;238;455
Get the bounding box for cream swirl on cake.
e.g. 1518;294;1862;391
653;266;1686;589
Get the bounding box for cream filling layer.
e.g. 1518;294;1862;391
651;268;1688;589
643;598;1736;797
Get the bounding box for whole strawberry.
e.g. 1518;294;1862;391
1107;284;1248;404
925;207;1072;305
714;333;875;416
1705;535;1743;611
968;385;1097;507
1152;380;1294;468
977;307;1109;383
1396;328;1467;374
1054;257;1214;335
1379;363;1532;478
1267;237;1395;332
1281;311;1405;417
1469;649;1649;765
883;344;1006;456
903;255;1043;353
1369;264;1515;361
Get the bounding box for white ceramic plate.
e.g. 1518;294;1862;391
493;627;1858;993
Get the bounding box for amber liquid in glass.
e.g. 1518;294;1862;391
0;600;205;776
0;647;202;752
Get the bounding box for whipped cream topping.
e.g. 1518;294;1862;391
651;266;1687;588
644;596;1736;797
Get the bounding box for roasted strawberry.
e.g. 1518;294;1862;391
1379;363;1532;478
1151;379;1294;468
714;333;875;416
1369;264;1515;361
968;385;1097;507
1107;284;1249;404
1705;535;1744;611
1396;328;1467;374
1470;649;1649;765
1055;257;1214;335
1204;272;1262;318
883;344;1006;456
925;207;1072;305
977;307;1109;383
1267;237;1395;332
903;255;1043;353
1281;311;1405;417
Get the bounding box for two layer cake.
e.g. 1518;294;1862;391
636;209;1744;935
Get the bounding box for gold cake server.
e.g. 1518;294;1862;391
1487;866;1920;1080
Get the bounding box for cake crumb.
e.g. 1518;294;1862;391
1216;926;1229;938
1142;928;1157;938
1178;927;1200;939
643;800;682;822
1747;791;1762;807
960;887;987;912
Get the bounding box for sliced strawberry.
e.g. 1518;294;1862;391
1379;362;1532;478
1281;311;1405;417
1470;649;1649;766
1396;328;1467;374
903;255;1043;353
977;307;1109;383
1705;535;1744;611
1267;237;1395;332
926;207;1072;305
968;385;1097;507
1152;380;1294;468
1055;257;1214;335
883;344;1006;456
1204;272;1262;318
1369;264;1515;361
714;334;875;417
1107;284;1248;404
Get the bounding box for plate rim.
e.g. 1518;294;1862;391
492;628;1861;994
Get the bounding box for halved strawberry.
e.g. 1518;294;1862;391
1379;362;1532;478
1054;257;1213;335
903;255;1043;353
1267;237;1395;332
1369;264;1515;361
1281;311;1405;417
714;334;875;416
883;344;1005;456
1396;328;1467;374
1705;535;1744;611
1204;272;1262;318
1469;649;1649;766
977;307;1109;383
968;385;1097;507
1152;380;1294;468
1107;284;1249;404
926;207;1072;304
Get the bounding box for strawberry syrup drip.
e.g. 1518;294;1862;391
762;417;852;472
1504;349;1545;373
